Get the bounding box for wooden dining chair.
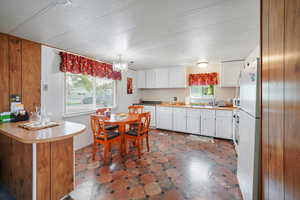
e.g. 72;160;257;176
96;108;110;115
124;112;151;159
90;115;122;163
128;105;144;129
95;108;119;131
128;105;144;114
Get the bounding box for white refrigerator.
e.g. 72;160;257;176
237;57;260;200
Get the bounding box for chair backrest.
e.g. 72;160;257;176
137;112;151;136
90;115;108;141
128;105;144;114
96;108;111;115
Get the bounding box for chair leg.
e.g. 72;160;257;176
108;143;112;153
104;143;109;164
146;135;150;152
137;139;141;159
124;137;128;154
92;143;97;160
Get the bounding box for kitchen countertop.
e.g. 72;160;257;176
157;103;237;111
0;121;86;143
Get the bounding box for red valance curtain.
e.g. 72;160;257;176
59;52;122;80
188;72;218;86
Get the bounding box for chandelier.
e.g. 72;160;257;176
113;55;128;72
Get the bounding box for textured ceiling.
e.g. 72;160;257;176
0;0;260;69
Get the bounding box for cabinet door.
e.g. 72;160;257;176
169;67;186;88
172;108;187;132
137;70;146;88
144;106;156;127
156;107;172;130
220;60;244;87
146;70;156;88
187;116;201;134
216;117;233;139
201;117;215;137
155;68;169;88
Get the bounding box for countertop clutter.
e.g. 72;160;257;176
134;101;237;111
157;103;237;111
0;121;86;143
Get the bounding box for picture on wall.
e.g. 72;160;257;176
127;77;133;94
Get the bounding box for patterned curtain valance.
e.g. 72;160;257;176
188;72;218;86
59;52;122;80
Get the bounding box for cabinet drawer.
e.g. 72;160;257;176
173;107;186;112
187;108;201;118
216;110;232;117
157;106;172;112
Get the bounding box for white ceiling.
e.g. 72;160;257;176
0;0;260;69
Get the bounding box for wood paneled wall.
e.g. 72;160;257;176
0;33;41;113
0;134;33;200
261;0;300;199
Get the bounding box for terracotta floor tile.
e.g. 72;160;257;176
140;173;156;184
73;129;242;200
144;182;162;196
97;173;112;184
163;189;184;200
129;185;146;200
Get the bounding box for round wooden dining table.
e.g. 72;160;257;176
91;113;139;154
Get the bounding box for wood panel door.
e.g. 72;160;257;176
284;0;300;199
261;0;300;199
22;40;41;112
8;36;22;97
0;33;41;113
0;33;9;111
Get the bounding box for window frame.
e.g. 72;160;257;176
63;72;117;117
189;85;215;99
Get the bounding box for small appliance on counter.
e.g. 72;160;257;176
133;100;162;106
9;94;29;122
171;97;178;104
233;98;240;107
185;97;191;105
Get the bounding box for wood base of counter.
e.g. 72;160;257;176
0;134;74;200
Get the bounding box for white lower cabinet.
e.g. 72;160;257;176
156;107;173;130
172;108;187;132
201;117;216;137
200;110;216;137
215;110;233;139
144;106;156;127
156;106;233;140
186;109;201;134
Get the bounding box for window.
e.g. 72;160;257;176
190;85;215;98
65;73;116;114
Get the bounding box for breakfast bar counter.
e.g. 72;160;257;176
0;121;86;200
0;121;86;143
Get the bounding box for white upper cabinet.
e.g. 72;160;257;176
220;60;244;87
146;70;156;88
137;67;186;89
169;67;187;88
155;68;169;88
137;70;146;89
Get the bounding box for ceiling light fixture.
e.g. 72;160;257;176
197;61;209;68
55;0;72;6
113;55;128;72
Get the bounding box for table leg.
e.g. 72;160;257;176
118;124;126;155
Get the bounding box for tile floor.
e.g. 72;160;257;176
70;129;242;200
